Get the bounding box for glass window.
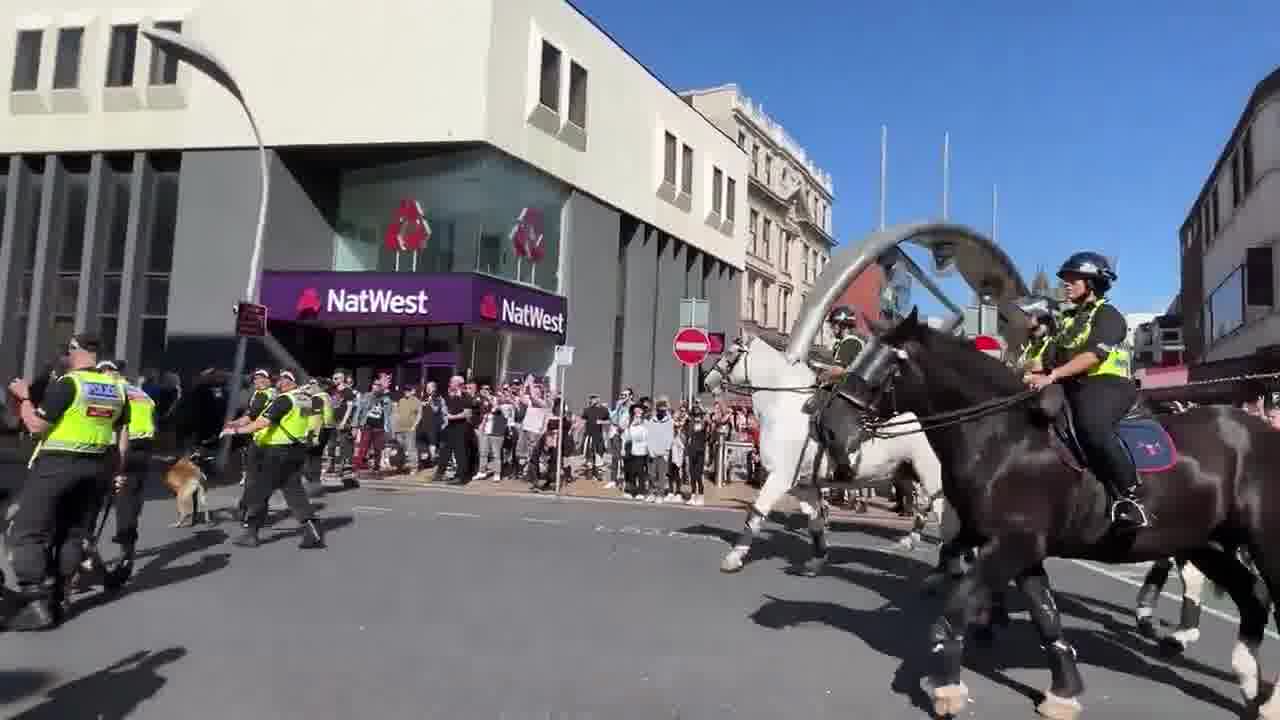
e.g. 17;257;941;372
737;131;745;148
712;167;723;215
101;275;122;315
567;61;587;129
538;41;561;111
59;170;88;271
55;275;78;316
11;29;41;92
748;209;758;254
149;21;182;85
107;172;131;271
333;147;569;294
1205;266;1244;345
761;219;771;261
751;145;759;176
148;168;180;273
355;327;403;355
144;275;169;316
726;178;736;221
52;28;83;90
1242;128;1255;195
106;25;138;87
140;317;167;370
681;144;692;195
333;329;354;354
765;154;772;184
745;276;755;321
663;133;677;185
761;282;770;326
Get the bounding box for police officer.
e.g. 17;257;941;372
302;377;334;499
222;368;325;549
819;305;867;385
1027;252;1145;529
96;358;156;584
6;335;129;629
226;369;276;521
1013;295;1060;375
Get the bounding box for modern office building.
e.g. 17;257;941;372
681;85;845;346
0;0;748;399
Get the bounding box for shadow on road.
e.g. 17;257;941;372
258;514;354;546
0;670;55;705
748;545;1246;718
9;647;186;720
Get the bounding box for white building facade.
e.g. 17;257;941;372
682;85;835;346
0;0;747;398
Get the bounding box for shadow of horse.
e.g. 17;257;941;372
9;647;186;719
257;514;354;546
0;670;56;706
748;545;1246;717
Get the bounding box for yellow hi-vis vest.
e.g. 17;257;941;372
249;387;277;445
309;391;334;432
39;369;126;456
1018;336;1050;371
1054;298;1132;379
123;383;156;441
255;390;312;447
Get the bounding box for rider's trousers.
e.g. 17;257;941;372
1065;376;1138;497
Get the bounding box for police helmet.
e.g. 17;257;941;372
1057;252;1117;295
826;305;859;327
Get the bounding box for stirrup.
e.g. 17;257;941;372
1110;497;1150;528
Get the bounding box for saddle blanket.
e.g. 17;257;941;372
1116;418;1178;474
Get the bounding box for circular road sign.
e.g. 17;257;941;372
973;334;1004;359
673;327;712;367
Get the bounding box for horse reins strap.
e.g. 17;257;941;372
864;389;1040;438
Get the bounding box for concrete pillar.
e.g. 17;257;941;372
75;153;110;334
23;154;68;377
0;157;37;380
115;151;155;373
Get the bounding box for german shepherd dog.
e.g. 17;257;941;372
164;452;210;527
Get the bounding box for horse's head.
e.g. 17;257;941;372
703;332;754;394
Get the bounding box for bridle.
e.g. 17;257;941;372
704;337;818;396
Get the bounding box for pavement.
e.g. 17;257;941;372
0;479;1274;719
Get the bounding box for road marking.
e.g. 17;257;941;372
351;505;394;513
436;511;481;518
522;516;564;525
1069;559;1280;641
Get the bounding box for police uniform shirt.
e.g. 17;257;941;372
247;389;272;418
260;393;297;435
37;374;131;447
834;335;864;366
1055;302;1128;380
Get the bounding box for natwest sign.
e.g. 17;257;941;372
261;271;567;337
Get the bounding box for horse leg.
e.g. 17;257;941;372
1177;546;1269;706
1135;556;1174;639
926;537;1030;717
720;507;766;573
796;485;829;577
1017;563;1085;720
923;523;976;596
1161;557;1207;654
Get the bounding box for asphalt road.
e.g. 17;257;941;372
0;482;1274;720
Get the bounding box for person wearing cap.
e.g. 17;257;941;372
302;377;335;498
221;368;325;549
95;358;156;585
1012;295;1061;376
816;305;867;385
226;369;276;520
6;334;129;630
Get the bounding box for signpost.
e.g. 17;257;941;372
235;302;268;337
677;298;711;408
553;344;574;494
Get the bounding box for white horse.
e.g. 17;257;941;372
703;334;956;575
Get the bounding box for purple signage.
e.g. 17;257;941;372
260;272;567;336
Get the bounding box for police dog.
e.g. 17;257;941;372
164;454;209;527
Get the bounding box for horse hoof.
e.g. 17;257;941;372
931;682;969;717
1036;690;1082;720
720;553;745;573
1136;616;1157;639
1158;635;1190;657
801;558;826;578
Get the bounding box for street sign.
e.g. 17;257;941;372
707;332;726;355
236;302;268;337
554;345;575;367
973;334;1003;359
673;327;711;367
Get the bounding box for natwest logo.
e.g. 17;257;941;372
499;297;564;334
326;288;430;315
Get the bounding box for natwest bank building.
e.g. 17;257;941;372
0;0;746;396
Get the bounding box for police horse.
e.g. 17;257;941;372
812;308;1280;720
702;334;954;576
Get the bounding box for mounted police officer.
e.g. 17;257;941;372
817;305;867;385
1026;252;1146;529
1013;295;1060;375
95;358;156;584
6;334;129;629
221;368;325;549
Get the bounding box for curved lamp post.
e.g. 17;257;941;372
141;28;269;471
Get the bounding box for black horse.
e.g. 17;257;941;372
811;308;1280;720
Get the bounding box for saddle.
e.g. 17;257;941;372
1039;385;1178;475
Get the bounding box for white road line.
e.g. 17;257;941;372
436;511;481;518
351;505;394;513
1069;559;1280;641
522;516;564;525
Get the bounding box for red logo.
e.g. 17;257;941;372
510;207;546;263
296;288;322;319
479;294;499;321
385;199;431;252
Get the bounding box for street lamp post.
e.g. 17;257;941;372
141;28;270;472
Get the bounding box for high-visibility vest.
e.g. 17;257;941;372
255;390;312;447
249;387;277;445
1018;336;1050;371
39;369;126;456
307;391;334;432
1053;298;1132;379
123;383;156;441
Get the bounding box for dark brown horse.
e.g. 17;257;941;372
811;308;1280;720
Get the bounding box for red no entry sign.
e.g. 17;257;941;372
673;327;711;367
973;334;1003;358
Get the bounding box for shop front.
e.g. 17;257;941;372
259;271;567;389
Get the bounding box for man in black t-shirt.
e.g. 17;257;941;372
580;395;610;472
432;375;474;484
327;369;358;478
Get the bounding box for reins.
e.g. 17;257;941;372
856;387;1041;439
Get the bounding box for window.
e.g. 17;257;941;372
765;154;772;184
782;168;788;186
761;282;770;327
52;28;84;89
681;144;693;195
1231;152;1243;209
1210;187;1220;233
1204;265;1244;346
538;40;561;111
726;178;736;221
567;60;587;128
737;131;745;148
11;29;42;91
801;247;808;280
106;24;138;87
746;276;756;321
761;218;771;261
749;209;759;254
663;132;677;185
781;233;790;272
751;145;759;176
149;21;182;85
712;167;723;215
1242;127;1255;196
781;290;790;332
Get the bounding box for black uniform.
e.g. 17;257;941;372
1048;301;1139;502
432;392;475;484
8;374;129;597
240;393;316;532
236;388;275;517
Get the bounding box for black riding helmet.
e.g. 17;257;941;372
1057;251;1117;296
827;305;859;327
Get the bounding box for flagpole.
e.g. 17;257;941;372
991;184;999;243
879;124;887;231
942;131;950;221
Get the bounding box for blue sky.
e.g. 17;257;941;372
575;0;1277;317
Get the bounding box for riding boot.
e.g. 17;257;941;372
299;519;325;549
232;524;261;548
104;543;136;590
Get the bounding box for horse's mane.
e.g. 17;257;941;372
915;324;1027;398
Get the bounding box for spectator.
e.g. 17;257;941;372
606;388;634;489
328;369;358;477
645;396;675;503
432;375;474;485
669;407;687;500
685;405;708;505
622;404;649;499
418;381;445;469
580;394;610;478
352;373;393;473
390;385;424;471
477;391;509;481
